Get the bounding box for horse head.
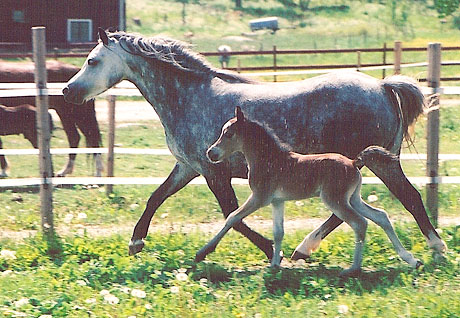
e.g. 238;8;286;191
206;107;246;163
63;28;127;105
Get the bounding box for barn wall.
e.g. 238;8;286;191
0;0;120;45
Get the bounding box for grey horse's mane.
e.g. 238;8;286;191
107;31;256;84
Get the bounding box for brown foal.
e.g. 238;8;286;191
195;106;422;277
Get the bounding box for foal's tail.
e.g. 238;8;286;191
353;146;399;171
382;75;426;144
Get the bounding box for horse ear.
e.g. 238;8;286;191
235;106;245;122
98;28;109;46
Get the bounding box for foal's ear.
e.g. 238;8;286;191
98;28;109;46
235;106;245;122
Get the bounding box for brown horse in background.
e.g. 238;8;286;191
0;104;54;177
0;60;102;176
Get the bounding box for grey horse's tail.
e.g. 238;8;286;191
382;75;426;143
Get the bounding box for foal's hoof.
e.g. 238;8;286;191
339;268;362;278
415;260;424;269
128;239;145;256
291;250;309;261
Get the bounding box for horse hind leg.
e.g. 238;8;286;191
271;200;284;267
321;190;368;278
291;214;343;261
349;187;422;269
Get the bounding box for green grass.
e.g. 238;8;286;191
0;225;458;317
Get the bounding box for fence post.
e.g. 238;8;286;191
32;27;54;238
382;42;387;78
394;40;402;74
356;51;361;72
426;42;441;228
273;45;277;82
106;95;116;195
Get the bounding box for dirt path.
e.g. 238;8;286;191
2;215;458;241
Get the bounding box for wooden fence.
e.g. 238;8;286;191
1;36;458;230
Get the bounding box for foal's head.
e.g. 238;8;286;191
207;107;247;163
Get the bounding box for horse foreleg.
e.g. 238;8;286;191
205;174;274;260
129;162;199;256
195;193;263;262
291;214;343;260
0;138;8;178
55;110;80;177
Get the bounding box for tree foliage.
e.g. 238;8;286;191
434;0;460;18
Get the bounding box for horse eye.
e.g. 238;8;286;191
87;59;98;66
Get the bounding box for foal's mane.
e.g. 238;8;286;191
107;31;255;84
243;118;292;153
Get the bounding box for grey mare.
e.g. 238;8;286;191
63;29;446;260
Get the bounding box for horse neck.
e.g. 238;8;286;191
240;124;288;171
125;55;206;120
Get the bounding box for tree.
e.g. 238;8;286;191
434;0;459;18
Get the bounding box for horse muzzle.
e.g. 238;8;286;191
206;147;223;163
62;85;85;105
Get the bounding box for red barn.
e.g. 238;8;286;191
0;0;125;46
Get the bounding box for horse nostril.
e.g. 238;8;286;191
207;149;218;162
62;86;69;97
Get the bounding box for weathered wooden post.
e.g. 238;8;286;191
356;51;361;72
426;42;441;227
382;42;387;78
273;45;277;82
106;95;116;195
32;26;54;237
394;40;402;75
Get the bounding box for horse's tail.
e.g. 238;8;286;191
382;75;426;144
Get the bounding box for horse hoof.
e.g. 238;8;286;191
194;251;206;263
415;260;424;269
291;250;309;261
339;268;362;278
128;239;145;256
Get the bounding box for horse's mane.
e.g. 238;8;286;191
107;31;255;84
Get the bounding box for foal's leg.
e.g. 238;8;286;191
271;200;284;267
205;174;274;260
195;194;263;262
349;187;422;268
129;162;199;255
0;138;8;178
321;191;368;277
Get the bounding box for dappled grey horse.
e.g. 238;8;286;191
63;29;446;260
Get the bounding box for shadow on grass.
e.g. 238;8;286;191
191;260;421;297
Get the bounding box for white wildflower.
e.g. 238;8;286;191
14;298;29;307
128;316;136;318
338;304;349;314
160;213;169;219
85;298;97;304
129;203;139;211
170;286;180;294
76;280;87;286
254;314;262;318
295;201;304;207
176;272;188;281
1;269;13;276
77;212;87;220
131;289;146;298
39;315;53;318
103;294;119;305
120;286;131;294
0;249;16;260
145;304;153;310
63;213;74;223
99;289;110;296
367;194;378;203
